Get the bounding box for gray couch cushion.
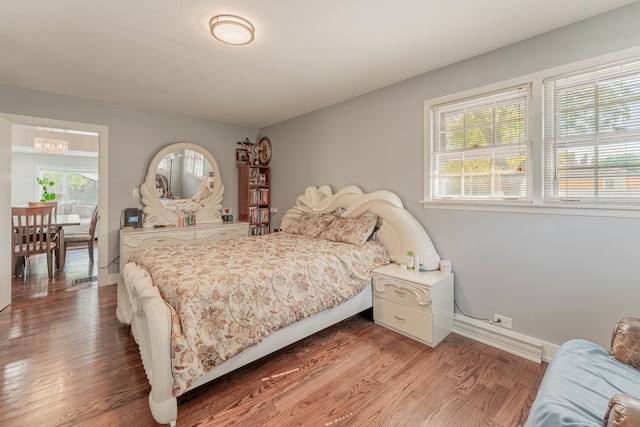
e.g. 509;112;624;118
526;339;640;426
65;204;97;235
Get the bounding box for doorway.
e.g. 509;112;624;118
4;114;109;305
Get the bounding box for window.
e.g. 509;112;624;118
184;149;204;177
39;167;98;204
158;156;169;171
429;85;532;202
424;49;640;216
544;59;640;205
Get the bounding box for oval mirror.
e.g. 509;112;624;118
140;142;224;227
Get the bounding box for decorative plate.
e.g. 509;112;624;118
258;136;272;165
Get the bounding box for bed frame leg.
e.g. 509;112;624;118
148;392;177;426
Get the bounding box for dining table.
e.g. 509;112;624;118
53;214;81;269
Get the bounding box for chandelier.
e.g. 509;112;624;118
34;132;68;155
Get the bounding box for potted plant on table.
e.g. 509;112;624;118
36;177;57;202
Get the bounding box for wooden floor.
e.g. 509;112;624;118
1;249;547;427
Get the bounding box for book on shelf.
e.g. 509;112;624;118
249;188;269;204
248;207;270;224
249;224;269;236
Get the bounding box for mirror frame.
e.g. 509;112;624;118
140;142;224;228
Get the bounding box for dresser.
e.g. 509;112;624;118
119;221;249;273
372;263;453;347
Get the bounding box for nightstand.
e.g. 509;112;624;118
372;263;454;347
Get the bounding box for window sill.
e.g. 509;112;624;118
420;200;640;218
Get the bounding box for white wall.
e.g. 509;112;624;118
261;3;640;349
0;87;258;277
0;118;11;310
11;152;98;206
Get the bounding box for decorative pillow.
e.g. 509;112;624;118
58;202;76;215
319;215;378;245
284;212;335;237
71;204;95;219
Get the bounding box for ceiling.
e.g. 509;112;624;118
1;1;637;128
11;124;99;156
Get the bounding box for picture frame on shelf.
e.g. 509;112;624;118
221;207;233;221
236;148;250;166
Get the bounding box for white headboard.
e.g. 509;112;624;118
281;185;441;270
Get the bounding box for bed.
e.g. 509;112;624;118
116;185;440;426
158;178;213;213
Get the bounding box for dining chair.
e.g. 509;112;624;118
64;205;98;263
28;201;58;217
28;201;61;265
12;206;57;279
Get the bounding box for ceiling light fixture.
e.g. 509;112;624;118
34;132;68;155
209;14;254;46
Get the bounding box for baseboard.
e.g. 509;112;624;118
541;342;559;364
453;313;544;363
102;272;119;286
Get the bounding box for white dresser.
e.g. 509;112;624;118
119;221;249;273
372;263;453;347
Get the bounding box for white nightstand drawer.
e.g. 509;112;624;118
374;297;433;344
372;264;453;347
373;274;432;313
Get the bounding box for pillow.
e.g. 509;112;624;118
319;215;378;245
71;204;95;219
284;212;335;237
58;202;76;215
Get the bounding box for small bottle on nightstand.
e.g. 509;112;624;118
406;250;414;270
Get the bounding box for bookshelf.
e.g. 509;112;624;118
239;165;270;235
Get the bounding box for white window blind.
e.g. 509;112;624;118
544;58;640;204
431;85;531;202
158;157;168;170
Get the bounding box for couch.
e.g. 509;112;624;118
526;317;640;426
58;203;98;236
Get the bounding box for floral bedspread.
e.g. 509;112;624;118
128;232;390;396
